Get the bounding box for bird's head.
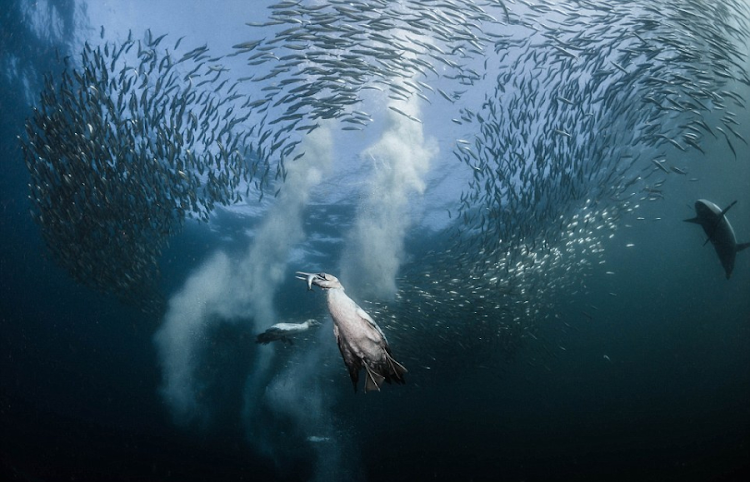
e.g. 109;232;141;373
304;318;322;327
295;272;343;290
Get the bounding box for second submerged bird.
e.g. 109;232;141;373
296;271;407;393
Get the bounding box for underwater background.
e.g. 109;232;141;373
1;1;749;481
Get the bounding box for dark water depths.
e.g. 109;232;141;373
2;179;748;482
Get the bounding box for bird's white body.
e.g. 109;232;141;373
297;272;407;392
255;319;319;345
270;320;318;334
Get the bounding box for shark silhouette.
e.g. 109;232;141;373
684;199;750;279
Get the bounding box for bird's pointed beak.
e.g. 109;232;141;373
296;271;318;291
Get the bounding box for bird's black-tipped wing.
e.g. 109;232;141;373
333;324;362;392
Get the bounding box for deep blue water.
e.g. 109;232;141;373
2;1;750;481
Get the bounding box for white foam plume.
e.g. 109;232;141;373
153;124;333;426
261;323;362;481
339;94;437;299
153;250;233;424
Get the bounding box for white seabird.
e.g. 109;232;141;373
255;319;320;345
296;271;407;393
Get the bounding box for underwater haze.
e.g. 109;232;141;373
1;0;750;481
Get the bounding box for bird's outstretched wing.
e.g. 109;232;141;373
255;328;293;345
355;305;388;343
333;324;362;392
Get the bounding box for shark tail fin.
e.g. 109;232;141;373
737;242;750;253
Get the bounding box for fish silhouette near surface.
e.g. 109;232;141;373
296;272;407;393
684;199;750;279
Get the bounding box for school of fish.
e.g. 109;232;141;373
19;0;749;318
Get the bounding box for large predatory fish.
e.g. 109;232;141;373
684;199;750;279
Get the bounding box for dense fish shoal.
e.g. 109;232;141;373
19;0;750;311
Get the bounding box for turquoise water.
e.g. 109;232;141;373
2;1;749;481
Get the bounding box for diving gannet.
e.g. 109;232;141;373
255;319;320;345
684;199;750;279
296;272;407;392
